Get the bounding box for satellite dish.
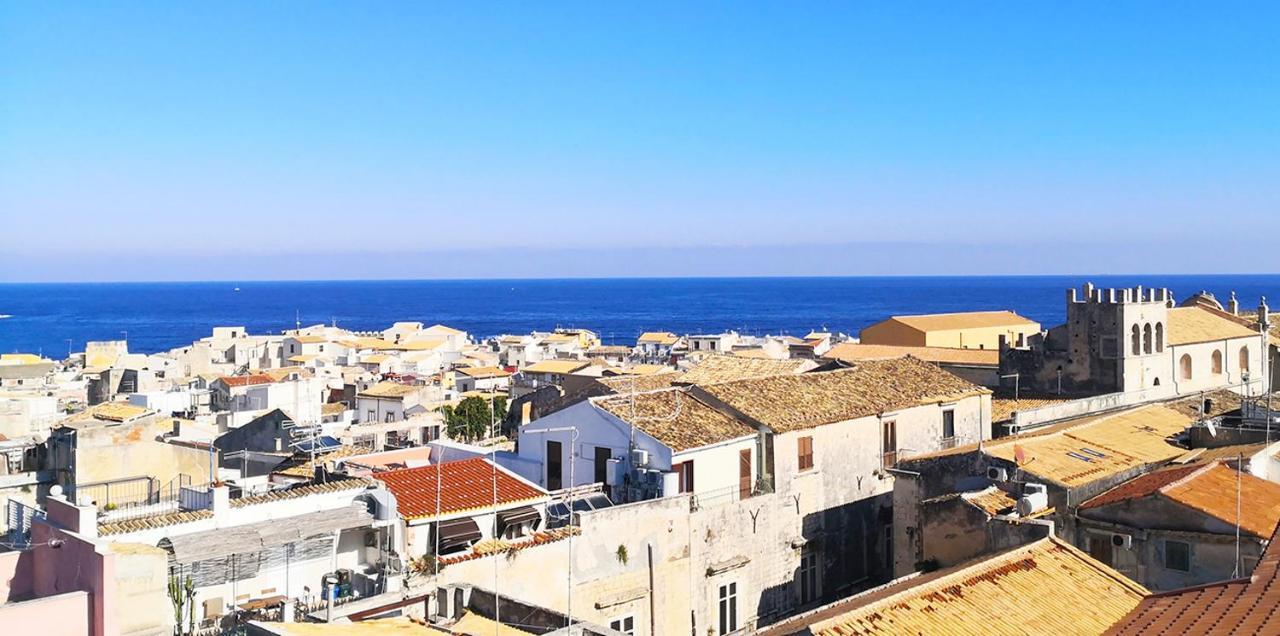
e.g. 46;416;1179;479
49;485;63;497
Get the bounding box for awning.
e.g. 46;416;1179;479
496;506;540;534
160;504;373;565
437;517;481;551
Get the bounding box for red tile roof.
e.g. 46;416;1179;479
1079;463;1207;511
1105;519;1280;635
217;373;275;387
1081;463;1280;539
374;457;547;521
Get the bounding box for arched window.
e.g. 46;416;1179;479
1212;350;1223;375
1131;324;1141;355
1240;346;1251;372
1155;323;1164;352
1153;377;1161;386
1180;354;1193;381
1143;324;1153;354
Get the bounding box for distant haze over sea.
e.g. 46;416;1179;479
1;275;1278;357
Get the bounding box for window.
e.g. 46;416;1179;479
1240;346;1251;372
366;410;375;423
1164;540;1191;572
884;525;894;573
1212;350;1223;375
881;420;897;468
1130;324;1141;355
718;582;738;635
710;341;717;350
384;411;395;423
1180;354;1193;381
546;440;563;490
673;460;695;493
941;410;956;447
799;548;819;604
797;436;814;471
609;616;635;635
1155;323;1164;351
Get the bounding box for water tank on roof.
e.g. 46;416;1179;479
1017;483;1049;516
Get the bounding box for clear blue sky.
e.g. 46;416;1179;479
2;3;1278;281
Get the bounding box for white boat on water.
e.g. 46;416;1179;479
0;314;11;319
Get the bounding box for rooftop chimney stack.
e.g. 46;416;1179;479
1229;291;1240;316
1260;296;1271;331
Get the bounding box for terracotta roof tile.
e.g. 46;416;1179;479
357;381;420;399
594;388;756;452
521;360;590;375
218;374;276;388
374;457;547;521
595;371;683;394
825;343;1000;366
1079;463;1207;511
876;310;1038;332
1105;519;1280;635
99;509;214;536
698;357;988;433
677;355;814;385
230;477;371;507
1166;306;1261;346
763;537;1146;636
1163;464;1280;538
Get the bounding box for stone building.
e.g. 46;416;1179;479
1001;283;1272;397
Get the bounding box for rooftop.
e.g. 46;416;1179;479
1166;306;1261;346
824;342;1000;366
217;373;276;388
374;457;547;521
357;381;421;399
984;404;1192;488
521;359;589;375
1083;462;1280;538
595;371;683;394
762;537;1146;636
636;331;679;345
594;387;756;452
1105;519;1280;635
677;355;814;385
71;401;153;423
698;357;988;433
876;309;1039;333
455;366;511;379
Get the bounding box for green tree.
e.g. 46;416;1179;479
443;395;510;441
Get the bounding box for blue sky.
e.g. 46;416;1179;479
2;3;1278;280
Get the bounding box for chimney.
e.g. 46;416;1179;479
1229;291;1239;316
211;484;231;514
1260;296;1271;331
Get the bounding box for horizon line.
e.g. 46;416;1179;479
3;272;1280;285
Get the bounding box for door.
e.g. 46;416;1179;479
1088;536;1113;566
739;449;752;499
594;447;611;485
547;440;563;490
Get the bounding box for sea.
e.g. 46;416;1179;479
1;275;1278;357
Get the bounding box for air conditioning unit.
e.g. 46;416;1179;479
987;466;1009;482
631;449;650;467
1111;533;1133;550
606;458;625;486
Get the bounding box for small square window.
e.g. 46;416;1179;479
609;616;635;635
1164;540;1191;572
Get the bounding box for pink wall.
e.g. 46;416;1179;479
27;522;113;636
0;589;91;636
0;549;35;601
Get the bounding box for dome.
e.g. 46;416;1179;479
1179;290;1224;311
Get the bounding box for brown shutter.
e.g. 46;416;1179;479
739;449;752;499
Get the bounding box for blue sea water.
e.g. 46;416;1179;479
1;276;1278;357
